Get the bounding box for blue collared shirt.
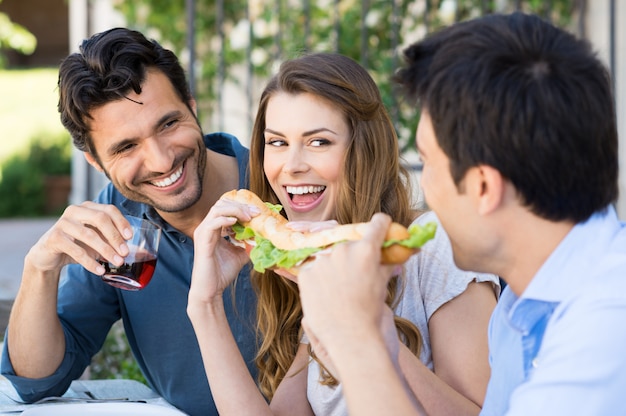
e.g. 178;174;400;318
1;133;258;416
481;206;626;415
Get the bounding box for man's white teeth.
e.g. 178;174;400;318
152;166;183;188
286;185;325;195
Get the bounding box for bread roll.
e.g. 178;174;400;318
221;189;418;265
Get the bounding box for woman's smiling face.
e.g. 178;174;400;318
263;92;351;222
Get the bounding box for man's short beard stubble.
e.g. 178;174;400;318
97;134;208;213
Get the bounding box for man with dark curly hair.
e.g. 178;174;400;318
1;28;258;416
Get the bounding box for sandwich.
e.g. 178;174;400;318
221;189;437;274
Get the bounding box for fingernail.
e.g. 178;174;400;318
286;222;306;232
113;255;124;265
122;228;133;240
248;206;261;214
96;265;105;275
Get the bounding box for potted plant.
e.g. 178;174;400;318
0;133;72;217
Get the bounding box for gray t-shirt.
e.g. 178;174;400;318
305;211;500;416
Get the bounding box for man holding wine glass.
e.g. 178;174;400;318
0;28;258;416
98;215;161;291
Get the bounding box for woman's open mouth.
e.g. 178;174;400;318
285;185;326;212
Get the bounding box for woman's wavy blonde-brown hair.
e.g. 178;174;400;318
248;52;422;400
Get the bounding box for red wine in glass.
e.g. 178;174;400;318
95;216;161;291
99;249;157;291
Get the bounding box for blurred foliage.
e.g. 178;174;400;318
0;0;37;68
0;132;71;217
90;320;148;384
115;0;578;152
0;68;66;163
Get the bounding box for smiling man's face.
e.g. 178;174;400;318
86;69;207;213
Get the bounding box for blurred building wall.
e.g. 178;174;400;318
0;0;69;67
587;1;626;219
68;0;124;205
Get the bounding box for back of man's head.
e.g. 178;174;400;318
58;27;191;155
396;12;618;223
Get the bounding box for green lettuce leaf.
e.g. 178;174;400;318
382;221;437;249
232;223;254;240
265;202;283;214
250;236;321;273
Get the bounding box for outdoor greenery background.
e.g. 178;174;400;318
0;68;71;217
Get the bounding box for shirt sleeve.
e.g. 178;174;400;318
0;186;123;403
1;264;120;402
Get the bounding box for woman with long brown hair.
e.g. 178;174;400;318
188;52;499;415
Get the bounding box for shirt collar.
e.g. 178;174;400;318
522;205;619;303
505;206;619;332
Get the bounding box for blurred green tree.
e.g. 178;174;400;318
0;133;71;217
0;0;37;68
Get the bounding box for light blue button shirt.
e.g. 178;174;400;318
481;206;626;416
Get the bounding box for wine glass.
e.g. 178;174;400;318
99;216;162;291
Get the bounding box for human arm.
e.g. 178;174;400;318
429;281;496;407
397;281;497;416
297;213;426;416
269;343;314;416
7;202;132;378
2;262;121;401
187;198;276;415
